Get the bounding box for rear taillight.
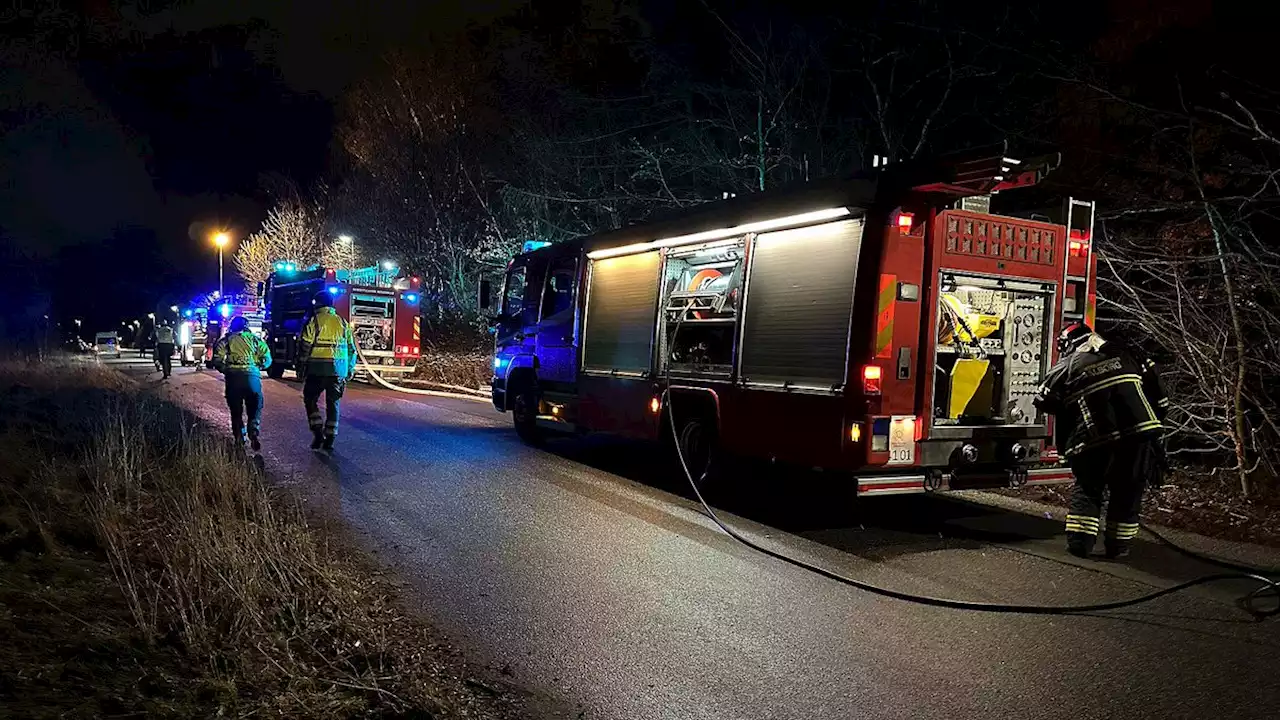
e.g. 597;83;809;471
863;365;882;395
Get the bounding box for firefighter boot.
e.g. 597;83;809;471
321;435;335;452
310;429;324;450
1065;514;1101;558
249;431;261;453
1066;533;1095;559
1105;522;1140;559
1104;541;1131;560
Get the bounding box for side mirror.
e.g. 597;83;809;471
478;278;493;311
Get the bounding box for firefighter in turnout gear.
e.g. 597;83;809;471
1034;323;1169;559
298;290;357;451
213;316;272;450
154;321;176;379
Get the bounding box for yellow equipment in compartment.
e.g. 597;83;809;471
948;357;996;419
939;293;1001;345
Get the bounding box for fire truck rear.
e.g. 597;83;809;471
263;264;423;381
487;144;1097;497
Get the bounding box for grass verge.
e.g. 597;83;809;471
0;361;512;718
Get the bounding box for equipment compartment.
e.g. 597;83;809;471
932;272;1053;426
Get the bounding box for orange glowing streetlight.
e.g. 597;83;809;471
212;232;231;297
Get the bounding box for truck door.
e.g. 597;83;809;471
536;254;578;387
495;255;546;368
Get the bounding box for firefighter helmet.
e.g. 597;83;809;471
1057;322;1094;355
229;316;249;333
313;290;334;308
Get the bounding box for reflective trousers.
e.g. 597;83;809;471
1066;439;1160;555
225;374;263;440
303;375;345;439
156;343;174;377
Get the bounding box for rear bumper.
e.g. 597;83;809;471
856;467;1074;497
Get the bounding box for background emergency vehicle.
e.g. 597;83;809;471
261;263;423;381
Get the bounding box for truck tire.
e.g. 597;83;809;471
266;364;285;380
511;384;544;445
672;411;722;494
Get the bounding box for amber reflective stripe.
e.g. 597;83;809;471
1066;514;1100;528
1066;524;1099;536
875;274;896;359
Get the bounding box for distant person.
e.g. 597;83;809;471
298;290;357;451
154;321;176;379
212;316;272;451
1034;323;1168;560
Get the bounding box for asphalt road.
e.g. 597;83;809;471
112;358;1280;720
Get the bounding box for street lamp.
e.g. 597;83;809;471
169;305;179;313
147;312;155;320
213;231;231;298
336;235;355;275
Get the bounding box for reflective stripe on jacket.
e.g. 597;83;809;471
1034;337;1163;457
213;331;272;374
299;307;357;378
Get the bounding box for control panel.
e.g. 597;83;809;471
1003;295;1047;424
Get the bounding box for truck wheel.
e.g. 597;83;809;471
512;385;544;444
266;364;285;380
674;413;720;493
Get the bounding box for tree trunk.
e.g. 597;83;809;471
1206;203;1252;496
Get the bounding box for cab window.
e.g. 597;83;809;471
503;259;547;327
541;257;577;319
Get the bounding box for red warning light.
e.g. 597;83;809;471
897;212;915;232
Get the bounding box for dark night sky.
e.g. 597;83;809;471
0;0;521;331
0;0;1218;335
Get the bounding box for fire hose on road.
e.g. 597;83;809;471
662;306;1279;619
353;346;490;403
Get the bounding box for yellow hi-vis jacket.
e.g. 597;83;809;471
213;331;272;375
299;307;357;379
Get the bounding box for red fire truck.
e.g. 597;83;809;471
485;144;1098;496
262;265;423;381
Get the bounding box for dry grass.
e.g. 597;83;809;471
0;360;512;718
412;329;491;391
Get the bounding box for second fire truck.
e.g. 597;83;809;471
262;264;423;381
486;143;1097;497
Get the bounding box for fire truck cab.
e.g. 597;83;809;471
488;144;1097;497
262;264;423;381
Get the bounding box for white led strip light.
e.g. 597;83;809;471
586;207;852;260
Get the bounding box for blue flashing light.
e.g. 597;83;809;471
404;292;419;304
218;303;231;318
285;262;297;272
327;286;341;295
522;240;551;253
493;357;504;370
274;261;285;271
183;309;193;318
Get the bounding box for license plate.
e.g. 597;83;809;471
887;416;916;466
